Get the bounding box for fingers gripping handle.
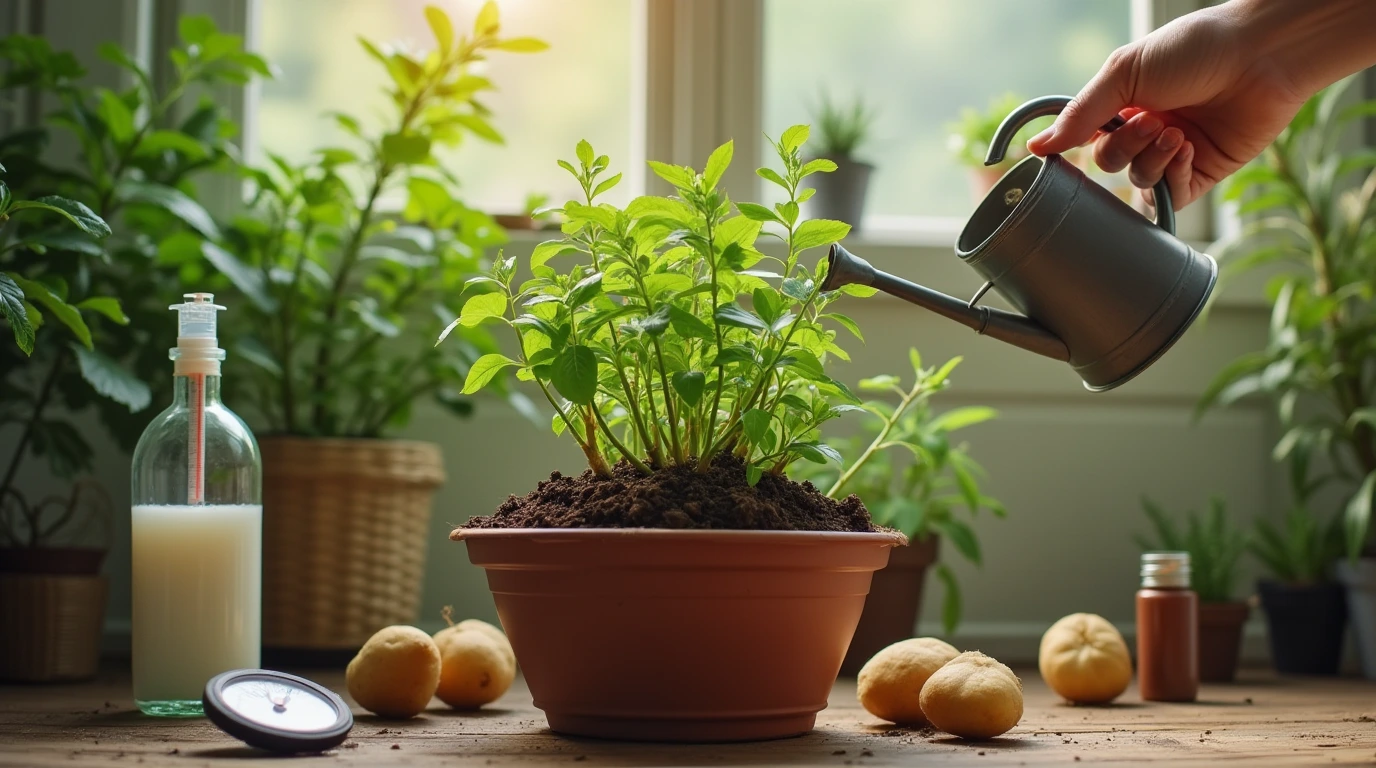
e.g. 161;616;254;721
983;95;1175;235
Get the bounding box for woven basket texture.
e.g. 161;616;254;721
261;437;445;649
0;574;107;681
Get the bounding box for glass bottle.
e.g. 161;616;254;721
130;293;262;716
1136;551;1198;702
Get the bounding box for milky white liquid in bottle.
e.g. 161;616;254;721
130;294;262;716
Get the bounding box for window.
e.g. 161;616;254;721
762;0;1132;232
253;0;639;212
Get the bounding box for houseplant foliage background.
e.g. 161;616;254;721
1201;75;1376;561
0;21;266;539
453;127;875;481
215;3;546;437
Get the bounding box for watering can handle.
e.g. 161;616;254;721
983;95;1175;236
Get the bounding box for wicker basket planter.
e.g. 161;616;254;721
261;437;445;651
0;570;108;681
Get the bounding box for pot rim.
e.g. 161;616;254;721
451;527;906;545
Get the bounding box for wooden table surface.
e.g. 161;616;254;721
2;667;1373;767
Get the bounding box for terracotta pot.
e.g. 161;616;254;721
456;528;904;742
494;213;537;230
967;165;1010;204
839;535;938;675
1197;601;1248;683
0;547;106;575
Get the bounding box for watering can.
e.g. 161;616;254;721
821;96;1217;391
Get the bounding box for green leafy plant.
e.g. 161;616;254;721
1199;75;1376;561
215;2;546;436
791;352;1004;632
1249;505;1345;584
450;126;872;480
809;92;876;160
1135;496;1248;602
0;21;265;543
946;93;1052;170
524;192;553;221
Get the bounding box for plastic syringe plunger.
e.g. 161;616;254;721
170;292;227;376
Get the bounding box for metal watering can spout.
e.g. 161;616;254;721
820;244;1070;362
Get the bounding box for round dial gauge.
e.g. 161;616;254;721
203;669;353;753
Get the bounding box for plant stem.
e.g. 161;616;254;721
826;379;923;499
591;405;651;474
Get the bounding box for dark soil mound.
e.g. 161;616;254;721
463;455;876;532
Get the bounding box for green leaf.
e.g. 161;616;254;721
736;202;781;224
669;305;714;340
752;287;781;325
1347;408;1376;433
380;132;432;164
76;297;129;325
9;197;112;238
757;167;789;190
625;304;671;336
461;353;520;394
743;408;772;447
781;277;814;301
671;371;705;406
780;125;810;155
565;271;604;308
197;239;275;312
703;140;733;190
425;5;454;52
116;181;218;239
531;240;580;271
576;139;595;167
492;37;549;52
840;283;878;298
592;172;622;199
789;441;840;464
454;114;504;144
1345;470;1376;561
0;273;34;355
932;406;997;433
792;218;851;251
714;303;768;332
551;344;598;405
935;563;962;634
70;343;151;411
822;312;863;341
858;374;899;391
928;356;961;387
936;517;982;565
179;14;217;44
474;0;500;34
800;158;838;176
785;350;827;381
10;275;89;348
134;129;209;160
96;88;134;143
746;465;763;487
648;160;694;189
459;292;507;327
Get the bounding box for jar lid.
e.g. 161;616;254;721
1141;551;1191;588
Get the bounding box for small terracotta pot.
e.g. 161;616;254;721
494;213;537;230
455;528;904;742
967;165;1010;203
840;535;938;675
1197;601;1248;683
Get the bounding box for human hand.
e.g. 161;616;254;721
1026;5;1308;211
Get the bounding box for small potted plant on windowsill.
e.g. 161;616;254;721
190;3;547;658
1135;496;1249;682
448;127;903;742
494;191;557;231
803;92;876;234
948;93;1094;205
1198;75;1375;679
791;352;1004;675
1249;505;1346;675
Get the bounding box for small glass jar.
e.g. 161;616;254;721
1136;551;1198;702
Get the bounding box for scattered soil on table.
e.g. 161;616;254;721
460;455;877;532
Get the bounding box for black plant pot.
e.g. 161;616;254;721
804;156;873;233
1256;579;1348;675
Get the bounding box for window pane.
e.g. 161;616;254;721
763;0;1131;226
254;0;638;210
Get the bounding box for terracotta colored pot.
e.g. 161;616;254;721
840;535;938;675
1197;601;1248;683
456;528;904;742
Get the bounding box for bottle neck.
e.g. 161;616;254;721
172;373;222;406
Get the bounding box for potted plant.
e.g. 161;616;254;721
0;22;262;679
1134;496;1250;682
1246;504;1347;675
165;3;546;658
791;352;1004;674
1199;75;1375;678
803;92;876;234
494;192;557;231
947;93;1096;204
449;127;903;741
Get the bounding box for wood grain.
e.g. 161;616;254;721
2;667;1373;767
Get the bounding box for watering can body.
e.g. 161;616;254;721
822;96;1217;392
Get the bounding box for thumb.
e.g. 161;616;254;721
1027;50;1135;156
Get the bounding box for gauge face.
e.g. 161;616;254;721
221;677;341;733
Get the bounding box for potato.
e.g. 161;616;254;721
345;625;441;719
1038;613;1132;704
856;637;960;725
436;617;516;670
919;651;1024;739
435;629;515;709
